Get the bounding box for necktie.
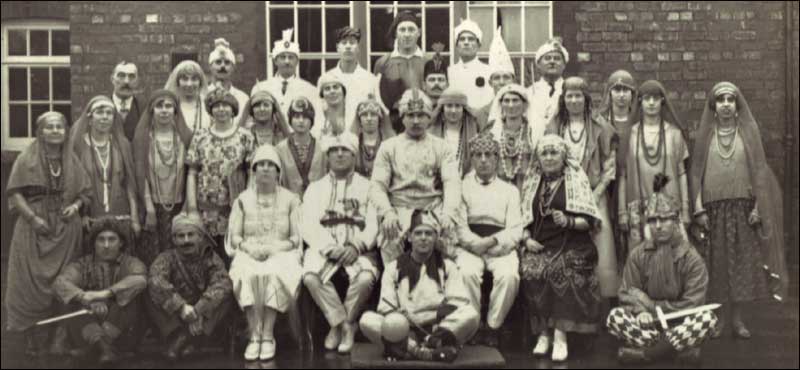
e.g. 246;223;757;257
548;82;555;97
282;80;288;96
119;103;129;119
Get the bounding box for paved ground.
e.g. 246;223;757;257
2;265;797;369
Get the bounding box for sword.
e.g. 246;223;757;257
35;309;91;326
656;303;721;330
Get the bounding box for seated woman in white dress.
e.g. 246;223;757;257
226;144;303;361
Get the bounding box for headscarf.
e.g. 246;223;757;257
520;134;600;226
633;80;687;136
164;60;208;97
132;90;193;210
429;88;481;176
597;70;638;174
689;81;786;301
238;87;291;146
350;95;395;139
6;112;90;217
67;95;137;198
487;84;537;142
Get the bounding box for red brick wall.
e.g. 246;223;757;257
556;1;798;262
68;1;266;120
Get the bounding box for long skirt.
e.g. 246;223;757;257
520;242;601;335
702;198;768;303
5;199;82;331
592;192;620;297
229;249;302;313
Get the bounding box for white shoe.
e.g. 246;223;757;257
532;335;551;356
324;326;341;351
244;339;260;361
338;322;356;354
259;339;275;361
551;337;568;362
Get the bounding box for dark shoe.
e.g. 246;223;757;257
96;338;119;364
181;343;198;358
617;347;650;364
165;331;189;361
676;348;702;365
424;329;458;348
483;329;499;348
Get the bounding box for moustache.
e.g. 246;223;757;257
217;67;229;74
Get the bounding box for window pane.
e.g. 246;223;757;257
8;30;27;56
9;105;30;138
427;1;450;4
325;8;350;53
9;67;29;101
31;104;51;131
297;1;322;4
53;104;72;127
300;59;322;85
52;30;70;56
53;67;71;100
325;1;350;5
525;7;549;52
269;9;294;55
30;68;50;100
425;8;450;52
30;30;49;56
498;8;521;51
322;58;340;74
370;8;396;53
470;8;494;53
298;8;322;52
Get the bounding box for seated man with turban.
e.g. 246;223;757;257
52;219;147;364
146;213;233;360
607;175;718;364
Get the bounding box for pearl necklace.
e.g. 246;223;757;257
716;124;738;162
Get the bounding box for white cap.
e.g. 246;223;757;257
454;18;483;44
272;28;300;58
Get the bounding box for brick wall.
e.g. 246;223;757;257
556;1;798;263
68;1;266;120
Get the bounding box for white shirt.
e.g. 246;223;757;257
112;94;132;114
447;58;495;111
457;173;522;250
527;77;564;128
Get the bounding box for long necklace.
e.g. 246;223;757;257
567;120;586;144
444;122;464;172
47;156;62;178
640;118;665;167
500;123;526;179
152;130;181;212
154;132;177;168
256;190;279;234
538;176;564;217
188;98;202;133
715;123;738;163
90;134;112;213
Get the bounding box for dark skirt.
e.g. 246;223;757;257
701;198;768;303
137;204;183;266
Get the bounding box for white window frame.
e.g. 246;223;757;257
1;20;70;152
264;1;355;80
365;1;455;71
467;1;553;85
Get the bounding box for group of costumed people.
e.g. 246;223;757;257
3;9;788;367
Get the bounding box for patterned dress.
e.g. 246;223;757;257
186;126;255;237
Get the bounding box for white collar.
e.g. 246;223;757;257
536;77;564;87
473;172;496;185
335;62;365;75
457;58;482;68
113;94;132;109
390;47;424;60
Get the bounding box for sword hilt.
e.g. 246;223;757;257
656;306;668;330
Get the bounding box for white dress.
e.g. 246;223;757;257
227;187;302;312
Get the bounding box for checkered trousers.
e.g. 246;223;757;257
606;307;718;351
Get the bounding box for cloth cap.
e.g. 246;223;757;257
336;27;361;43
251;144;283;173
